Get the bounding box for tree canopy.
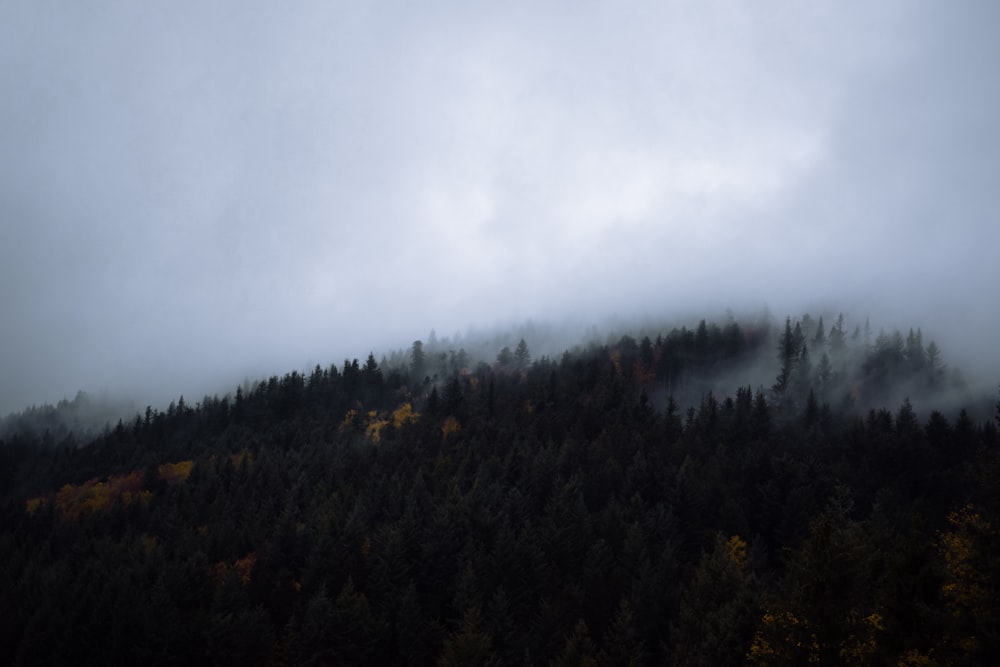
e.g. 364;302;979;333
1;312;997;664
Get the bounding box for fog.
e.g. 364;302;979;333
2;1;999;416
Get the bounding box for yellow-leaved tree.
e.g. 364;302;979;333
748;490;881;666
937;504;1000;661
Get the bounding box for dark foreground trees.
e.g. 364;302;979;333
1;313;997;665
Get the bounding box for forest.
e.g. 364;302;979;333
1;312;998;665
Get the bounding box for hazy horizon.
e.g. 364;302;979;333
3;1;999;416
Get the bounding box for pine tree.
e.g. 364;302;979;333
925;341;944;387
828;314;846;356
552;619;599;667
438;607;499;667
813;316;826;348
598;598;645;667
673;535;758;666
773;318;798;399
816;352;833;394
514;339;531;370
411;340;426;382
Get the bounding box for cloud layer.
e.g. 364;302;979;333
2;1;998;413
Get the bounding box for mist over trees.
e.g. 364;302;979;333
380;311;975;423
1;311;998;664
0;390;136;443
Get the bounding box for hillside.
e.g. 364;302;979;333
1;313;998;665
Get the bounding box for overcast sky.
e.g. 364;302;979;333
2;1;998;414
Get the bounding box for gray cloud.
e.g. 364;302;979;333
2;0;998;414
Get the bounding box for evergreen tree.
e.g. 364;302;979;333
828;314;846;356
515;339;532;370
773;318;797;398
597;598;644;667
816;352;833;394
438;607;499;667
673;535;759;666
925;341;944;387
813;316;826;348
411;340;427;382
552;619;599;667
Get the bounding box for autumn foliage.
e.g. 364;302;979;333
26;461;193;519
158;460;193;485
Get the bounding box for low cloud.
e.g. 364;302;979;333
1;0;998;414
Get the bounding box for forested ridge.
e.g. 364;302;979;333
1;313;998;665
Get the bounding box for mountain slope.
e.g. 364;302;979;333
1;313;998;664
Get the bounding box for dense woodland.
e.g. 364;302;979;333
1;313;998;665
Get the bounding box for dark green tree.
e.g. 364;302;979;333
515;339;532;370
412;340;427;382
